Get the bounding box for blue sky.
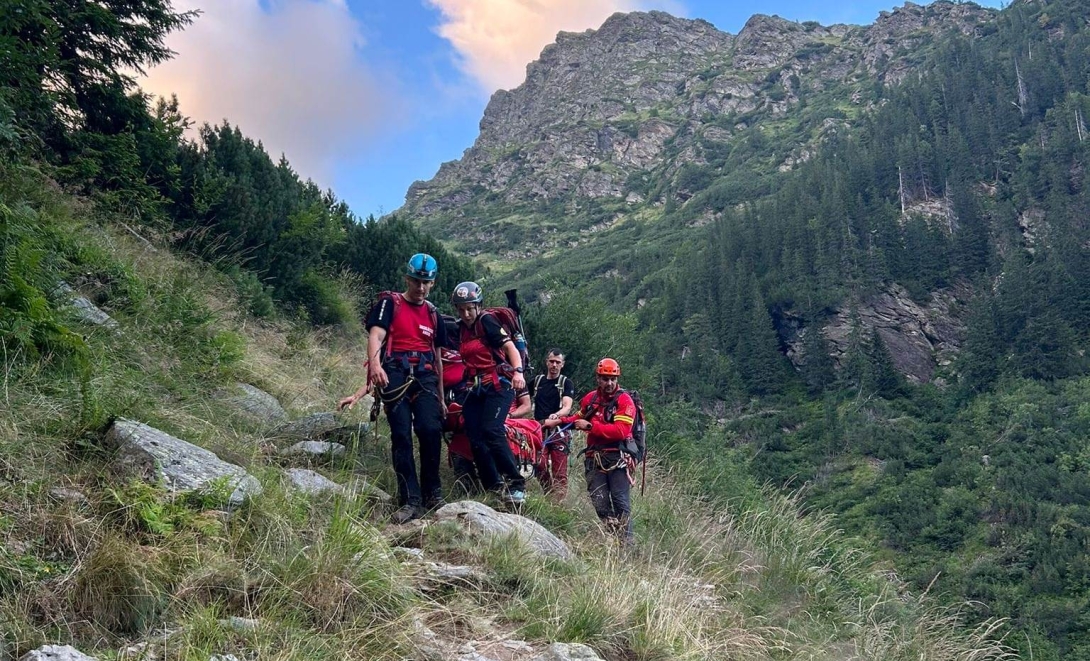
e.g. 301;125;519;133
141;0;1003;221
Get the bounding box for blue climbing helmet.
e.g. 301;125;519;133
405;253;438;281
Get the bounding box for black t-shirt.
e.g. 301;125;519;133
458;313;509;350
529;374;575;421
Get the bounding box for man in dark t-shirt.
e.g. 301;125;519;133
529;348;575;499
339;253;446;523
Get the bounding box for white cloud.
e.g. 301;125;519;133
427;0;684;94
139;0;400;186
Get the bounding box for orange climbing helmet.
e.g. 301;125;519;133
596;357;621;377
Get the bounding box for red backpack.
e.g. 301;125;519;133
480;307;532;378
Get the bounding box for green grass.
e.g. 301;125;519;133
0;161;1020;661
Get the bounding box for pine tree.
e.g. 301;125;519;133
801;321;836;395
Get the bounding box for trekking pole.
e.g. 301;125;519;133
640;451;647;496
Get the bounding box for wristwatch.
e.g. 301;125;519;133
514;366;524;373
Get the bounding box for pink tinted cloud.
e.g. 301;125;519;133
426;0;653;93
140;0;401;187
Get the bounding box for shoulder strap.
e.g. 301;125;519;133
556;375;567;396
533;374;544;393
381;292;402;359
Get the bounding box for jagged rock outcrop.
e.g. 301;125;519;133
403;3;996;260
434;501;574;561
787;283;968;383
104;418;262;507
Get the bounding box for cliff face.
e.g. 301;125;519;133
403;3;994;226
400;2;1000;383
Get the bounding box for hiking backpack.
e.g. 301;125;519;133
532;374;568;402
480;306;532;379
588;389;647;462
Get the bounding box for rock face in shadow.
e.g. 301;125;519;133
104;418;262;507
434;500;573;561
787;283;968;384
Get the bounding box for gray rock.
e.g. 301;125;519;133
53;282;118;330
49;487;88;505
218;616;260;633
530;643;605;661
269;412;340;442
278;441;346;463
394;546;425;560
434;501;573;561
104;418;262;507
284;468;345;496
208;656;240;661
228;383;287;424
809;283;968;384
321;422;372;447
500;640;534;652
348;476;393;503
417;561;489;591
19;645;98;661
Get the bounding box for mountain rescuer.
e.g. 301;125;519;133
530;349;575;499
339;253;446;524
543;357;636;540
451;281;528;505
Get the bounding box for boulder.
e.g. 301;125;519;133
530;643;605;661
268;412;340;442
434;501;573;561
277;441;346;463
321;421;373;447
19;646;97;661
284;468;345;496
104;419;262;507
347;476;393;503
227;383;287;424
416;561;489;592
53;282;118;330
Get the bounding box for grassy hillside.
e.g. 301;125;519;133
0;159;1017;660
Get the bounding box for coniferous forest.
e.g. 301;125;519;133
617;2;1090;657
5;0;1090;659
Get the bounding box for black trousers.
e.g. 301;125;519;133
462;384;525;492
382;367;442;507
585;452;633;540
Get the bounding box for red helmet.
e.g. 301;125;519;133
596;357;621;377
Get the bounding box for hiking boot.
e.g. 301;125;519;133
390;504;422;524
424;495;446;511
504;489;526;505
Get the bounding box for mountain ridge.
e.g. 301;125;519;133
402;1;997;255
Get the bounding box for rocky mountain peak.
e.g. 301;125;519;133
404;3;998;251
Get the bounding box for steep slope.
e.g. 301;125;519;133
0;162;1015;660
403;3;994;263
